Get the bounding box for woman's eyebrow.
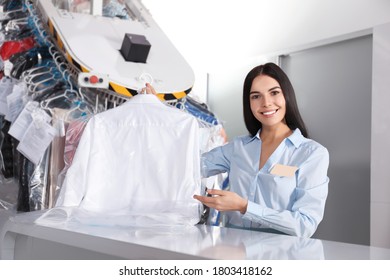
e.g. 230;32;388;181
250;86;281;95
268;86;281;92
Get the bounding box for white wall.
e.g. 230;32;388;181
143;0;390;137
371;22;390;249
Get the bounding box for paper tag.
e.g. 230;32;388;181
8;101;40;140
0;99;8;116
0;77;15;115
270;164;298;177
17;119;57;165
3;60;13;77
6;84;28;122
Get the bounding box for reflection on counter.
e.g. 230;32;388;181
198;226;324;260
64;222;325;260
7;211;323;259
2;211;390;260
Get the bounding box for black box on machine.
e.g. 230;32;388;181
120;33;151;63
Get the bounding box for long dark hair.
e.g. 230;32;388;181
243;62;308;137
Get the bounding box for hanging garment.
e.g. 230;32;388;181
46;108;68;209
55;94;202;227
16;153;35;212
56;117;89;194
0;119;14;178
0;36;36;61
29;149;50;211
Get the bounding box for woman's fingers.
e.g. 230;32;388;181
194;190;248;214
193;194;215;204
206;189;226;196
145;83;157;95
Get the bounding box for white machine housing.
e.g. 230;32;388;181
35;0;195;101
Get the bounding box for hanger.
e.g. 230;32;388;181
4;17;28;32
27;69;63;93
64;99;94;122
40;89;78;111
32;81;67;103
135;72;154;94
21;62;56;83
0;8;25;20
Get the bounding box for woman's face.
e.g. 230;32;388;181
249;75;286;128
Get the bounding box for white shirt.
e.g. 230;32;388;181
56;94;202;227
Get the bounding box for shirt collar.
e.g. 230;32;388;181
125;93;163;105
243;128;305;148
243;133;258;144
287;128;305;148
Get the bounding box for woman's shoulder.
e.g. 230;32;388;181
289;129;328;156
299;136;329;158
232;134;257;143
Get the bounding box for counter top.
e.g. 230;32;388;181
1;210;390;260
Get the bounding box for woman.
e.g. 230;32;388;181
193;63;329;238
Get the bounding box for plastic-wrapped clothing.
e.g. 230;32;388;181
182;96;219;125
56;118;89;197
55;94;202;227
29;149;50;211
0;36;36;61
63;118;89;166
1;120;14;179
16;153;35;212
46;108;67;209
102;0;129;19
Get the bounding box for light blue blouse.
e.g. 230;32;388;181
201;128;329;238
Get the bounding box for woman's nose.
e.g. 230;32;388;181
261;95;272;107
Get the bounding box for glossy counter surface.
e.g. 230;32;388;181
1;210;390;260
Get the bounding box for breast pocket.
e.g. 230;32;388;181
258;172;297;209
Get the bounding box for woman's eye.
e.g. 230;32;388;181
250;94;260;100
271;91;280;96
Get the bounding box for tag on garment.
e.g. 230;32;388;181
3;60;13;77
0;77;15;115
17;117;56;165
8;101;40;140
6;84;28;122
270;163;298;177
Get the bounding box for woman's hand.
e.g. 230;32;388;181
142;83;157;95
194;189;248;214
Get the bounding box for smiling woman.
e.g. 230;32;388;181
194;62;329;238
249;76;287;127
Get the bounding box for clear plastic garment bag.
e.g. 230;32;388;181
50;93;203;227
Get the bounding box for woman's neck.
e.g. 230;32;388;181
260;123;292;143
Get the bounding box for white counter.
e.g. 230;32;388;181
1;210;390;260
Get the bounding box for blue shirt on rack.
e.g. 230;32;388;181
201;128;329;238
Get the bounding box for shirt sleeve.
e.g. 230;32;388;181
200;141;234;177
242;145;329;238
